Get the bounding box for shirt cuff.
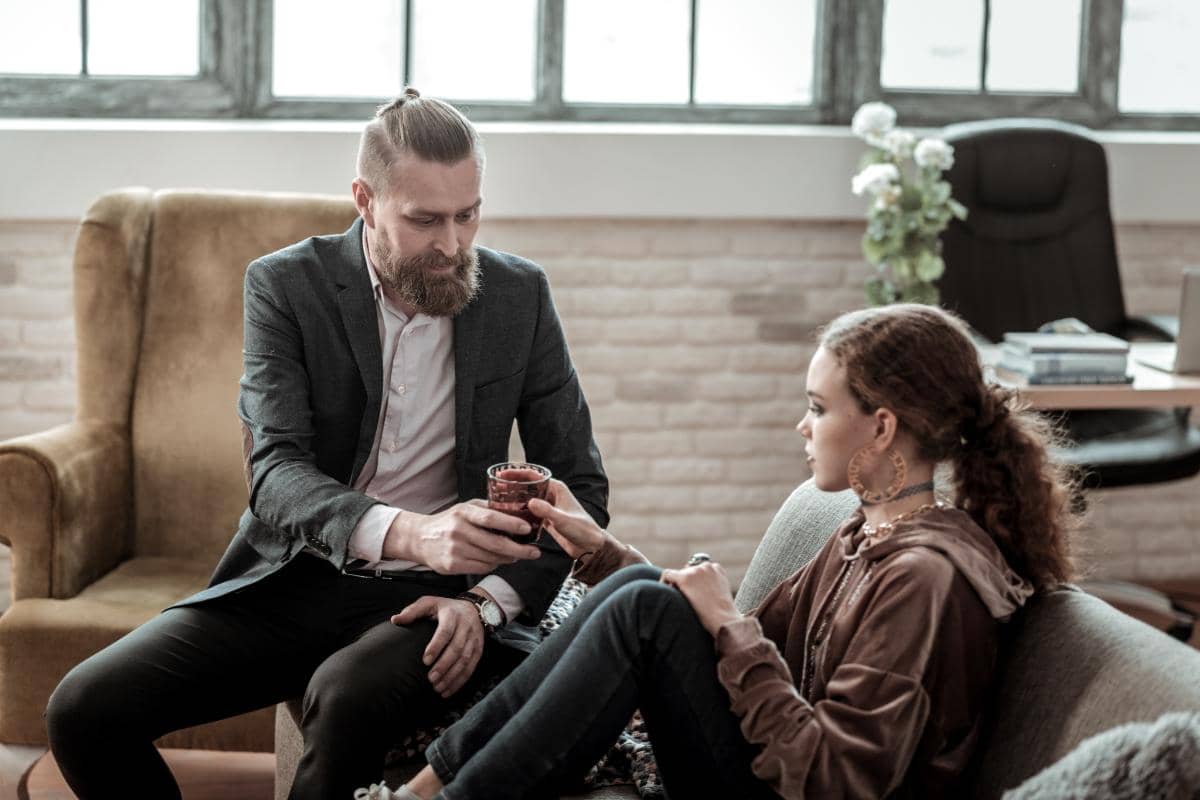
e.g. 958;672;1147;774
348;504;402;563
476;575;524;626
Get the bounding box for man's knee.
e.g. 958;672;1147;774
46;658;119;749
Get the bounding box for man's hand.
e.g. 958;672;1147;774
660;561;742;637
392;595;486;698
382;500;541;574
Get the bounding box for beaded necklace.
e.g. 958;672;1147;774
859;499;949;539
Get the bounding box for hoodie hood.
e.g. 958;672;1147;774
839;505;1033;621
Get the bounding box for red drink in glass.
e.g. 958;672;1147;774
486;462;552;544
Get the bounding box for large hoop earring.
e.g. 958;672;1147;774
847;447;907;504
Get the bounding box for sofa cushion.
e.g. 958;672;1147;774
734;482;858;612
971;589;1200;798
0;556;273;750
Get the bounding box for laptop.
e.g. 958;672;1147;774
1137;266;1200;374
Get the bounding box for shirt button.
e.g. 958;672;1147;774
396;384;407;395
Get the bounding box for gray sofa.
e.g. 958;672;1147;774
275;481;1200;799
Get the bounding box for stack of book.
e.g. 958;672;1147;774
997;331;1132;384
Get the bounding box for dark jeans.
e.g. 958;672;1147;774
426;564;777;800
44;554;514;800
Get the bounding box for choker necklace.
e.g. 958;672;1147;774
860;498;948;539
860;479;935;506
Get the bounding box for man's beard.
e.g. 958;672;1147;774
371;235;481;317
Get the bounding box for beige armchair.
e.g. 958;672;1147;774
0;188;357;752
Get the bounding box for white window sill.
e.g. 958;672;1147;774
2;119;1198;222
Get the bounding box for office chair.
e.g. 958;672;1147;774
937;118;1200;639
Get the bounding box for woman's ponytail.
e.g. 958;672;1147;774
954;385;1079;590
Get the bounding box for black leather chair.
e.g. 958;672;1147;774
938;118;1200;490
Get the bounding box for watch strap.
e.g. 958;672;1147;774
456;590;506;630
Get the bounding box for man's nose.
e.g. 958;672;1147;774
432;222;459;258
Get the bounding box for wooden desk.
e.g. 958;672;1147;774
980;343;1200;409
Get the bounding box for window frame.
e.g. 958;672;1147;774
0;0;253;118
0;0;1197;131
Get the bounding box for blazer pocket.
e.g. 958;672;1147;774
474;367;526;395
471;369;525;448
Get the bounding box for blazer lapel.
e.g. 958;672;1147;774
453;294;486;492
334;219;383;482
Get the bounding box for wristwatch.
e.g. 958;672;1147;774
456;591;506;633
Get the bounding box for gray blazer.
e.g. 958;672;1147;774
182;218;609;652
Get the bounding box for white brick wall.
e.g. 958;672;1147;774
1;217;1199;590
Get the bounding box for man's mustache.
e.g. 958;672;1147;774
405;251;469;272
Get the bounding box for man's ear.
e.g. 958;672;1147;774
351;178;375;228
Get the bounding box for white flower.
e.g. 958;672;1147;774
874;185;902;210
851;102;897;146
851;163;900;197
914;138;955;171
883;129;916;159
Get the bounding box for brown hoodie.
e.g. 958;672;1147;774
573;504;1032;799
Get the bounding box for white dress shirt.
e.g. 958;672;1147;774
346;231;523;621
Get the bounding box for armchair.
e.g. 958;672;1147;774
0;188;357;751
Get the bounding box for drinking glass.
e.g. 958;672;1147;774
485;462;552;544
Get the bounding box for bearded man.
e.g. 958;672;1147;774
45;90;609;800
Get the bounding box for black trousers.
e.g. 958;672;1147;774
45;554;519;800
426;564;777;800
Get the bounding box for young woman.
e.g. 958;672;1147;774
391;303;1078;800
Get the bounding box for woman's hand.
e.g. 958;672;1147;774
661;561;742;637
526;479;607;559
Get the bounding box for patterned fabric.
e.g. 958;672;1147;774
383;577;664;798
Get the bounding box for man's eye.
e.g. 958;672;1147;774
456;211;475;223
416;218;437;226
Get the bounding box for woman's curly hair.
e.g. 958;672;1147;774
821;304;1080;590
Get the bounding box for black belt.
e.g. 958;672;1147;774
340;561;464;587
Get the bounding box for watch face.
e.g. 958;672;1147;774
480;601;503;627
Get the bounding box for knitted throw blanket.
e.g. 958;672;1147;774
1004;712;1200;800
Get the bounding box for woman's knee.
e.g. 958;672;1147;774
590;563;662;597
606;575;697;632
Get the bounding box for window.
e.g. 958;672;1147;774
1119;0;1200;114
0;0;1196;130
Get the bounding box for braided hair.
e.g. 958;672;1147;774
820;304;1079;590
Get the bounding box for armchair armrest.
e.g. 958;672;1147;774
1122;314;1179;342
0;421;132;601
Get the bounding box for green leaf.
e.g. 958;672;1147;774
899;183;922;210
948;199;968;219
865;277;896;307
900;281;940;306
915;250;944;281
862;232;887;264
